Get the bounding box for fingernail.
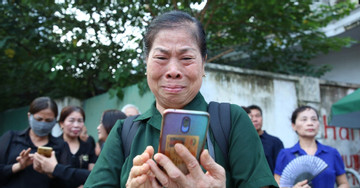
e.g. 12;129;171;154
174;143;183;152
154;153;160;161
203;149;208;155
203;149;210;160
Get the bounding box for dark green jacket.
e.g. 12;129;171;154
84;93;278;187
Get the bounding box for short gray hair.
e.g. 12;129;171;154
121;104;141;114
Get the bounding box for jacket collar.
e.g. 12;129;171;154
135;92;207;130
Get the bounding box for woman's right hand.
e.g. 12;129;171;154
292;179;309;188
12;148;33;173
126;146;157;188
33;151;58;175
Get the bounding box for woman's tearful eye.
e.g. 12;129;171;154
156;56;167;60
182;57;192;60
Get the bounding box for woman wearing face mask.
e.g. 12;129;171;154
274;106;349;188
0;96;64;187
32;106;97;187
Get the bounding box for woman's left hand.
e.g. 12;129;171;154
33;151;58;175
147;143;226;188
126;146;159;188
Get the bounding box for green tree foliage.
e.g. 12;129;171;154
0;0;355;111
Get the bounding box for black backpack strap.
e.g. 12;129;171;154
121;115;140;159
206;130;215;160
208;102;231;164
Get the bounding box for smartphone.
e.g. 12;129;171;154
159;109;210;174
37;146;53;157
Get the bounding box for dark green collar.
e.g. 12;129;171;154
135;92;208;130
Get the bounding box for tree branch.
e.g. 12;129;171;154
204;2;218;31
172;0;178;10
207;48;234;63
198;0;211;22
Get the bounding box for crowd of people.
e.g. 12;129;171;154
0;97;139;187
0;10;350;188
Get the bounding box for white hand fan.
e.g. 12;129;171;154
280;155;328;187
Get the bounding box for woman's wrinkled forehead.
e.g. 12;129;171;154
153;23;198;43
144;19;206;60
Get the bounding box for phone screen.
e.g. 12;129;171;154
159;109;209;174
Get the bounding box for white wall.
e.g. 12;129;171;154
201;64;300;148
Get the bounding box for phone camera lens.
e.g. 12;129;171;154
181;116;190;133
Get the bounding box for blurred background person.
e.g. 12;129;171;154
33;107;100;187
0;96;64;187
274;106;349;188
121;104;140;117
58;106;97;171
79;126;96;156
96;109;126;155
248;104;284;174
241;106;251;115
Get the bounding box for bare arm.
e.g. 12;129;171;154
336;174;350;188
274;173;280;186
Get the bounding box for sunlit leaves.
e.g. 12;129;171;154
0;0;356;111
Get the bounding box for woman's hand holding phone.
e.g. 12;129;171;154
158;109;210;174
126;146;159;188
33;150;58;175
127;109;225;187
146;143;226;188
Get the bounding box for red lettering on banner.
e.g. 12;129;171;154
354;155;360;171
324;115;360;186
340;128;349;140
348;174;359;186
342;154;360;171
323;115;336;140
323;115;356;141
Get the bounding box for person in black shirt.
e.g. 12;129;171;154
0;96;64;187
57;106;97;170
80;125;96;157
32;106;97;187
248;104;284;174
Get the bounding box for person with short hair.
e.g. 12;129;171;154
84;10;278;188
58;106;97;171
0;96;64;187
32;106;98;187
274;106;349;188
97;109;126;149
248;104;284;174
121;104;140;117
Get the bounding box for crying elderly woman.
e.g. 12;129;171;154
84;10;277;188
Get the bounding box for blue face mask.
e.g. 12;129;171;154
29;115;56;137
